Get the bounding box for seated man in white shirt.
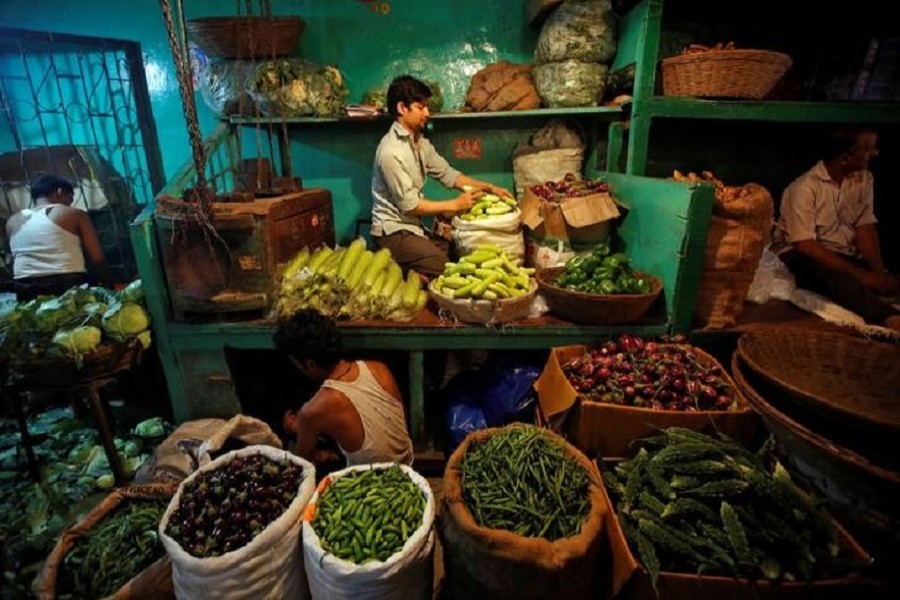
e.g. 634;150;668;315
772;125;900;331
274;309;414;468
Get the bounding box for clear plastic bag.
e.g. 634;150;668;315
534;0;617;65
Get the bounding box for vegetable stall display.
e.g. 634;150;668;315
273;240;427;321
441;424;607;600
600;428;870;594
159;446;315;599
561;334;738;411
553;242;652;296
0;280;152;371
302;464;436;600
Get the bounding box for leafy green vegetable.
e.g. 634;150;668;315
133;417;166;438
52;325;102;356
101;302;150;341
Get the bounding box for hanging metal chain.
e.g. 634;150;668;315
159;0;212;219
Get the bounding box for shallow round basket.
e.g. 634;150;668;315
661;49;792;99
736;331;900;437
731;353;900;543
16;340;143;387
536;267;662;325
186;16;305;59
428;280;537;325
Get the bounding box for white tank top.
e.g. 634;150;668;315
321;361;414;466
10;206;86;279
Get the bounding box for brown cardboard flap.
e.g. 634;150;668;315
559;192;620;228
519;187;545;230
534;345;586;420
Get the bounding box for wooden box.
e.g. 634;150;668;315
155;188;334;321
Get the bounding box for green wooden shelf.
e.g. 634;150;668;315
226;106;623;126
166;320;668;352
645;97;900;123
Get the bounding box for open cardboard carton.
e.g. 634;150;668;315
535;344;761;459
520;188;622;248
596;459;881;600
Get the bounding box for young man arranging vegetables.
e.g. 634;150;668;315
773;125;900;332
274;309;414;467
370;75;512;277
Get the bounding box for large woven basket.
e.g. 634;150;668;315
186;16;305;59
731;353;900;542
536;267;662;325
661;49;792;99
16;340;143;387
429;280;537;325
736;331;900;438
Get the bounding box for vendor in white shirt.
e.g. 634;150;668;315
6;174;110;300
772;125;899;331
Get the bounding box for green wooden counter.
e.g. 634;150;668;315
161;312;669;448
131;171;714;447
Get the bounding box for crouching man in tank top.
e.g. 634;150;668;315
274;309;414;468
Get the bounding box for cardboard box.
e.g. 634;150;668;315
535;345;761;459
520;188;621;248
597;460;881;600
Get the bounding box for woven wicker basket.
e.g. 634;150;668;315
186;16;305;59
428;280;537;325
536;267;662;325
731;353;900;537
17;340;143;387
736;331;900;436
661;49;792;99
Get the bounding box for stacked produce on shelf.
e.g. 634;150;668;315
602;428;860;588
460;424;591;540
56;498;168;598
561;334;738;411
554;241;652;295
0;279;152;370
274;238;427;321
432;245;535;301
311;465;427;564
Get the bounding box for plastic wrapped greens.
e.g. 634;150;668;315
534;61;609;108
198;59;257;117
247;58;348;117
534;0;617;65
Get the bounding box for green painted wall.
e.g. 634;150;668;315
0;0;549;230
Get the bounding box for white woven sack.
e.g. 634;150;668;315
512;147;584;201
302;463;436;600
451;208;525;265
158;445;316;600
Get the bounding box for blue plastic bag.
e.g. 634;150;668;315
479;354;542;426
446;402;487;451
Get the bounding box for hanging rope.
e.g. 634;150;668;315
159;0;212;219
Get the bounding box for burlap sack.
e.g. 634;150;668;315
34;484;177;600
135;415;282;485
695;183;773;329
439;425;607;600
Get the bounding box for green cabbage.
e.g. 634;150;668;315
137;330;152;350
133;417;166;438
101;302;150;341
52;326;102;355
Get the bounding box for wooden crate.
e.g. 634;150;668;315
155;188;334;321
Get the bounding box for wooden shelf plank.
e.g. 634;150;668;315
646;97;900;123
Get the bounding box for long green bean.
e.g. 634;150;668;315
461;425;591;541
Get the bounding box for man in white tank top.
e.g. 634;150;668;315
273;310;414;469
6;174;110;300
